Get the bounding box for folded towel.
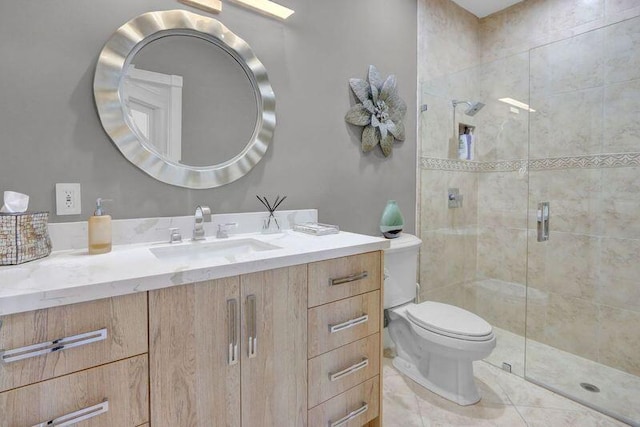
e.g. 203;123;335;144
465;134;473;160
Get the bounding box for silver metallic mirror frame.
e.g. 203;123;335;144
93;10;276;189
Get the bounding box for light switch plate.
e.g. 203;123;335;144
56;183;81;215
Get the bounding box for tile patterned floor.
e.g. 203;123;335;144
382;356;630;426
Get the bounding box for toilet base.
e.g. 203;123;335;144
387;308;494;406
392;354;481;406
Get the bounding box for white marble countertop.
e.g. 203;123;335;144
0;230;389;316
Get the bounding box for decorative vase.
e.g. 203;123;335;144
261;213;282;234
380;200;404;239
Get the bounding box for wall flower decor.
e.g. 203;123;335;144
345;65;407;157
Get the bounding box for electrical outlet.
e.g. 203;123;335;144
56;183;81;215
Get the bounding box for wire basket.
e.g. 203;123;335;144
0;212;52;265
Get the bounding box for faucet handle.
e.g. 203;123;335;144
169;228;182;244
217;223;238;239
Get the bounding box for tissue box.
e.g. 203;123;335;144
0;212;52;265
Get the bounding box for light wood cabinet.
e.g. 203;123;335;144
240;266;308;426
1;251;383;427
149;265;307;427
308;334;380;408
149;276;241;427
0;294;149;427
0;293;148;393
308;251;381;308
307;252;384;427
308;291;380;358
0;354;149;427
308;376;380;427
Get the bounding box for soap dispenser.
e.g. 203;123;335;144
88;198;112;254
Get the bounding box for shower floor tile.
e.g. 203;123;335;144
486;327;640;424
383;353;629;426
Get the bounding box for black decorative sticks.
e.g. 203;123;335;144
256;195;287;230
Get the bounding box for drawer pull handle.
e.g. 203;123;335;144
330;271;368;286
247;294;258;358
329;358;368;382
32;400;109;426
0;328;108;364
329;402;369;427
329;314;369;334
227;299;239;365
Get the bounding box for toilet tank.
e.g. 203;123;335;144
383;233;422;309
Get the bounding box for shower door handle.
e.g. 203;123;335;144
537;202;550;242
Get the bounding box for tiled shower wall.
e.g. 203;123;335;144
417;0;479;308
418;0;640;377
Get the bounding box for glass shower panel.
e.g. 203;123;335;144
418;68;480;322
473;52;530;377
418;51;530;376
525;17;640;425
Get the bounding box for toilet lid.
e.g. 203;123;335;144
406;302;493;340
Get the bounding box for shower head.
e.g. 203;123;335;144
452;100;485;116
465;101;485;116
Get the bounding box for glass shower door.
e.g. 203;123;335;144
524;16;640;425
419;51;531;378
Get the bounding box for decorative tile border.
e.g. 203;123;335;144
419;158;484;172
420;158;527;173
420;153;640;173
528;153;640;171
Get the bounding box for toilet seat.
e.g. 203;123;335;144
406;302;493;342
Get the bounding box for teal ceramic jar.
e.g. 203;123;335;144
380;200;404;239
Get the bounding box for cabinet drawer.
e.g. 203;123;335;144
308;334;380;408
308;376;379;427
0;354;149;427
308;252;381;307
308;291;380;358
0;292;148;392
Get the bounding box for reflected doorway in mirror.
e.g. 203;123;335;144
123;66;183;163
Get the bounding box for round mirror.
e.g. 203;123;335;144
94;10;276;189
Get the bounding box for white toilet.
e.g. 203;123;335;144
384;233;496;406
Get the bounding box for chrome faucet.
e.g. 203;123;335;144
192;205;211;241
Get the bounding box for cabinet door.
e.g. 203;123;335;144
0;293;147;393
241;265;307;427
0;355;148;427
149;278;241;427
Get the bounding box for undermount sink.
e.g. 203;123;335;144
150;238;281;262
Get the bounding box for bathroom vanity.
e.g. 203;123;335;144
0;213;388;427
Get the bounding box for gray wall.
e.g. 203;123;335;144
0;0;417;236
